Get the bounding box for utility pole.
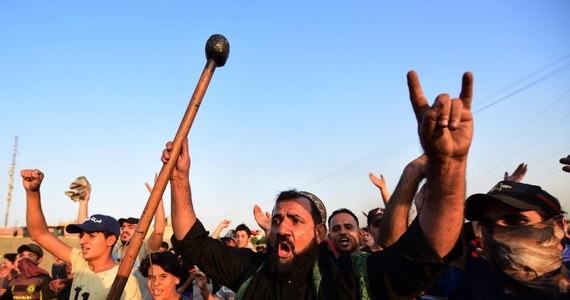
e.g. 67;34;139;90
4;136;17;228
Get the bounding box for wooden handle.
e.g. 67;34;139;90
106;34;229;300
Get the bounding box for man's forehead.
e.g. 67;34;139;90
330;212;358;226
273;197;313;214
20;250;38;256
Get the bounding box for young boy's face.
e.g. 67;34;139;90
79;231;115;260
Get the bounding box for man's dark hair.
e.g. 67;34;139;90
276;189;323;225
235;223;252;237
328;208;360;228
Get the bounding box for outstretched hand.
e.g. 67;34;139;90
407;71;473;162
21;169;44;192
253;205;271;233
369;173;387;190
504;163;528;182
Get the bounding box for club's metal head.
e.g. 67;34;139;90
205;34;230;67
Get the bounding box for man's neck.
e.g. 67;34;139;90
88;256;118;273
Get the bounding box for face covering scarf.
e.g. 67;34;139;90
16;257;49;279
482;217;570;295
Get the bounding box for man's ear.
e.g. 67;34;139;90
315;223;327;243
106;235;118;247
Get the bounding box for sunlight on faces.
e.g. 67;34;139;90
360;229;374;247
235;230;250;249
266;198;325;279
329;213;360;255
147;265;180;300
120;223;137;244
79;231;116;261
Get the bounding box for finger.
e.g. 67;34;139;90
380;174;385;181
407;70;429;123
253;205;261;215
433;94;451;128
459;72;474;110
165;141;173;150
421;99;442;139
145;182;153;193
265;212;271;218
448;98;464;129
181;138;189;159
161;149;170;163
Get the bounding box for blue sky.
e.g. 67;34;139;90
1;1;569;233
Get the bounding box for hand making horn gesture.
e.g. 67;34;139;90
407;70;474;162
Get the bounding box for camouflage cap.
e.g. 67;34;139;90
298;191;327;225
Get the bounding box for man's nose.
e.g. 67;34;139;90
276;221;292;235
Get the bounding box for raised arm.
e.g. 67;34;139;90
76;188;90;223
211;219;231;239
408;70;473;257
368;172;391;206
145;178;166;252
376;154;426;249
161;139;194;240
21;169;73;263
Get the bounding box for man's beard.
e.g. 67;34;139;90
266;235;320;282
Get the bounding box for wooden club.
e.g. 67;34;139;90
106;34;230;300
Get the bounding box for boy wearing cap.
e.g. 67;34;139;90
362;208;384;253
220;231;236;247
21;169;141;300
11;243;56;300
450;181;570;299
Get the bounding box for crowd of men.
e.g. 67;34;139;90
2;70;570;299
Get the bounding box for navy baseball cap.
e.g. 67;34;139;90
465;181;564;221
66;214;120;237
